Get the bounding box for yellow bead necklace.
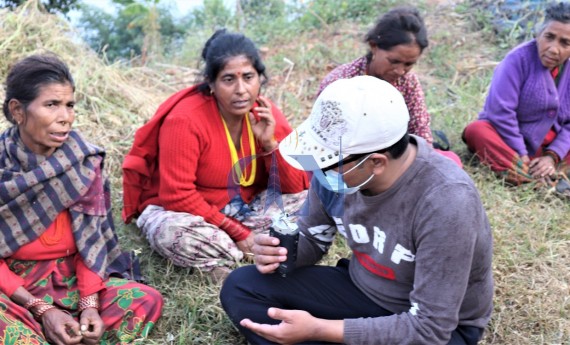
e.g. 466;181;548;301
221;113;257;186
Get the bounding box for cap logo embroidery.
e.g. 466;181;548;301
311;100;347;147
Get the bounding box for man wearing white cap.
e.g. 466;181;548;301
220;76;493;345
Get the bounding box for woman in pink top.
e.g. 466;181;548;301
318;6;462;167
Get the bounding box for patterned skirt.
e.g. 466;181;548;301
137;190;308;270
0;256;163;345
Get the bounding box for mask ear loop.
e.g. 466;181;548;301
343;154;373;176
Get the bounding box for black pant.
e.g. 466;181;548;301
220;260;483;345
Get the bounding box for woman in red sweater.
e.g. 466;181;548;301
122;29;309;282
0;54;163;344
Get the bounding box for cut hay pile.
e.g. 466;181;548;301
0;0;182;189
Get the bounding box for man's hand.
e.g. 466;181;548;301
79;308;105;345
240;308;343;345
252;234;288;274
41;308;83;345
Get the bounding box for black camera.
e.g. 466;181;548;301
269;213;299;277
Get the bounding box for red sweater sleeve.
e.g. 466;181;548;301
156;96;308;226
0;259;25;297
157;98;227;226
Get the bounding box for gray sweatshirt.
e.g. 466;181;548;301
296;136;493;344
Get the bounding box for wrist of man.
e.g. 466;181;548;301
314;318;344;343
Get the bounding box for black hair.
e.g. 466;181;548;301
380;132;410;159
3;54;75;124
197;29;267;95
364;6;428;63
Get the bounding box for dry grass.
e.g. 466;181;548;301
1;1;569;344
0;0;180;189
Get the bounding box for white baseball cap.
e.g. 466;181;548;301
279;76;410;171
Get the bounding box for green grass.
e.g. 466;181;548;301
2;0;569;344
117;2;570;344
120;3;568;343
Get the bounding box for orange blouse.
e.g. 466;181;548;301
0;211;104;297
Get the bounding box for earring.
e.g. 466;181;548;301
210;89;214;95
372;55;375;61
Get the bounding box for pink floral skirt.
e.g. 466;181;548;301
137;190;308;271
0;256;163;344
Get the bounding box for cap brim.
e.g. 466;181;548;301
279;120;340;171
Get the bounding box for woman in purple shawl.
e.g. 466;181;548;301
0;54;163;344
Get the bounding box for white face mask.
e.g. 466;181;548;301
323;154;374;194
